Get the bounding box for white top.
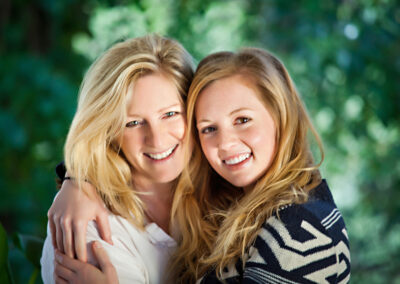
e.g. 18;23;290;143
40;214;177;284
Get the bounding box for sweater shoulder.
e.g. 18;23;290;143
245;180;351;283
272;180;348;241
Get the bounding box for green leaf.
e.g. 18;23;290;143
28;268;39;284
12;233;44;269
0;223;7;271
0;266;13;284
0;223;13;284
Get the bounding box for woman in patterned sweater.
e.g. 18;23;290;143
54;47;350;283
170;48;351;283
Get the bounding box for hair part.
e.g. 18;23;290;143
171;48;324;282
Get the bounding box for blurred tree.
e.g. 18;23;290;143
242;0;400;282
0;0;91;282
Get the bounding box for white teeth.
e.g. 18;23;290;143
147;145;177;160
224;153;251;165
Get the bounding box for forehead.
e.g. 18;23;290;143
195;74;264;117
127;73;182;113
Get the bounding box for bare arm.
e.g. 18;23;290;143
47;179;113;261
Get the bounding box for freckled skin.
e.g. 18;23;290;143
195;75;276;188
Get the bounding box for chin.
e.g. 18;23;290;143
153;171;182;184
225;177;254;188
226;168;268;189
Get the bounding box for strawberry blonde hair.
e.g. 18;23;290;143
171;48;324;282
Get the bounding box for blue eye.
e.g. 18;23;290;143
164;111;178;118
201;126;216;134
126;120;141;127
235;117;250;124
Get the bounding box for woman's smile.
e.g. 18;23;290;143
144;144;179;161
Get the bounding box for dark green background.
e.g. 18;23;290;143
1;0;399;283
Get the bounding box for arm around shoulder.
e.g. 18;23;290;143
41;218;149;284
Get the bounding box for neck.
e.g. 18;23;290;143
133;176;175;234
134;177;175;200
243;183;255;193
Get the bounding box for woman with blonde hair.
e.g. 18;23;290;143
52;47;351;283
40;34;194;284
172;48;351;283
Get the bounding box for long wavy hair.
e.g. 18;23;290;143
64;34;194;229
171;48;324;282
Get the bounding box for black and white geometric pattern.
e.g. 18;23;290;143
199;180;351;284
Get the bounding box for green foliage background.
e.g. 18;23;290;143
1;0;399;283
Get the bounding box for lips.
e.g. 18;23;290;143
223;153;251;165
144;144;178;160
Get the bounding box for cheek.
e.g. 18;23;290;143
246;129;264;145
199;136;218;165
172;117;186;140
198;135;208;155
243;127;267;146
245;124;276;153
121;131;140;157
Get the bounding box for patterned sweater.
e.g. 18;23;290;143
199;180;350;284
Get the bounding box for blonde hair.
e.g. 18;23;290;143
171;48;324;282
64;34;194;228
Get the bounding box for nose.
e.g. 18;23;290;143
145;123;165;148
217;128;237;152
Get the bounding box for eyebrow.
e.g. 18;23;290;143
127;103;182;117
230;107;252;115
158;103;181;113
197;107;253;124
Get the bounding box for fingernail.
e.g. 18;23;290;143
93;241;101;248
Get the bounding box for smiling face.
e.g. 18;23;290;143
195;74;276;189
121;73;186;187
